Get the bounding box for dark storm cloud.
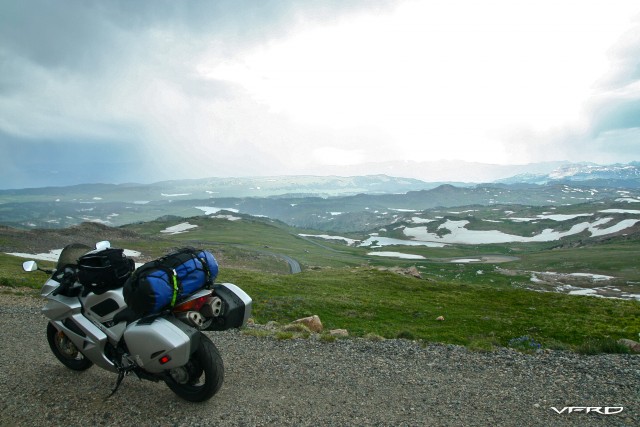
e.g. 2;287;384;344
588;18;640;137
590;98;640;135
0;0;393;187
0;0;392;70
0;131;144;189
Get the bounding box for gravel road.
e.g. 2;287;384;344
1;292;638;427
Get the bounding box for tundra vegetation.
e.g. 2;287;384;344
2;199;639;356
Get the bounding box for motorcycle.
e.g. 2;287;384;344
23;241;252;402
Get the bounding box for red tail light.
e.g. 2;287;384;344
173;296;208;313
159;355;171;364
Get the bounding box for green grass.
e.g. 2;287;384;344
3;210;640;354
122;215;371;270
3;245;639;353
509;241;640;281
0;253;55;290
217;267;640;352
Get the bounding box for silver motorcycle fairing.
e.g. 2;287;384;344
42;293;82;320
81;289;128;344
48;315;117;372
41;278;62;297
43;286;123;373
83;289;127;324
123;316;199;373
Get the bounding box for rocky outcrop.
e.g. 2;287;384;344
618;338;640;353
378;266;422;279
292;315;323;333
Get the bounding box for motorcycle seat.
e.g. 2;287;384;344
113;307;140;325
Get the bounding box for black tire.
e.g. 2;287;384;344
46;322;93;371
164;333;224;402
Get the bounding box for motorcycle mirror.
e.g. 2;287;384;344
23;260;38;272
95;241;111;251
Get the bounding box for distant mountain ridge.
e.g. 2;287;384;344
0;175;440;201
497;162;640;187
3;161;640;197
1;161;639;231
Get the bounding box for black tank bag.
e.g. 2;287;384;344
77;248;135;294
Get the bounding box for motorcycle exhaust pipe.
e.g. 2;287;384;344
200;296;223;318
175;311;206;329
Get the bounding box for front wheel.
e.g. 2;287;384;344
164;333;224;402
46;322;93;371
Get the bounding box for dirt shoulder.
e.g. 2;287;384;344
1;293;638;427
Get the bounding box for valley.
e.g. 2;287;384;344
1;168;639;353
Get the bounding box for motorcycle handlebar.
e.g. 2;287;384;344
51;271;76;296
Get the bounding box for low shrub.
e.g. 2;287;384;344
575;338;630;355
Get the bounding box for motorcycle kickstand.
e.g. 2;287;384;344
108;367;140;398
108;370;126;398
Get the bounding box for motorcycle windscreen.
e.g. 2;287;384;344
57;243;92;270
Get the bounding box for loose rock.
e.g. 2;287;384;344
292;315;323;333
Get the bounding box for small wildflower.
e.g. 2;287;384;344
508;335;542;351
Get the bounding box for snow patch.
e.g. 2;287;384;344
367;251;426;260
7;248;142;263
212;214;241;221
298;234;359;246
403;217;640;245
160;222;198;235
508;213;591;222
410;217;434;224
195;206;240;215
359;236;446;248
599;209;640;214
6;249;62;262
389;208;417;212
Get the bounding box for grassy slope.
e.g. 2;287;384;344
3;214;639;353
219;267;639;350
508;240;640;280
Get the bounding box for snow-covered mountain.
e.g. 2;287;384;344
497;162;640;186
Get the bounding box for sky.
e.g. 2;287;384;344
2;0;640;188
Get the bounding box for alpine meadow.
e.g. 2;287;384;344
2;165;639;354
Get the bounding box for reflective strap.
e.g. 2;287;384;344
170;269;179;307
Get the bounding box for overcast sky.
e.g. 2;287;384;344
2;0;640;188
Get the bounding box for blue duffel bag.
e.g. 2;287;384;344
123;247;219;315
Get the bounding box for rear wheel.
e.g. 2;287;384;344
46;322;93;371
164;333;224;402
